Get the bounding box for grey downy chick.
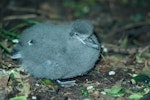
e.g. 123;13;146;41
11;20;101;86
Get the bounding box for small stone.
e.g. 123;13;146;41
35;84;40;86
101;91;106;95
87;86;95;92
101;45;108;53
108;71;115;75
131;79;136;84
32;96;37;100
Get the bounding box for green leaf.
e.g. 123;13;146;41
9;96;27;100
0;28;19;38
130;13;143;22
120;36;128;48
104;86;124;97
142;52;150;58
42;79;53;85
132;75;150;84
129;93;143;99
81;90;89;97
9;73;15;80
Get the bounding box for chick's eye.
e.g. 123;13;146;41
74;32;79;36
70;31;79;36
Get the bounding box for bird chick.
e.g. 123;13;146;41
11;19;101;86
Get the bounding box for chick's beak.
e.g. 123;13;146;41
84;36;100;50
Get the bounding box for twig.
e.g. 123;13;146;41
139;45;150;53
3;6;63;21
104;43;138;55
3;14;37;21
109;19;150;35
7;6;38;13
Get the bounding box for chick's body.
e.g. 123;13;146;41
12;20;101;80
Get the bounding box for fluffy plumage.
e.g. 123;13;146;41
11;20;101;80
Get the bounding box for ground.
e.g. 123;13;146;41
0;0;150;100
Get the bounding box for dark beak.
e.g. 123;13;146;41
84;35;100;50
